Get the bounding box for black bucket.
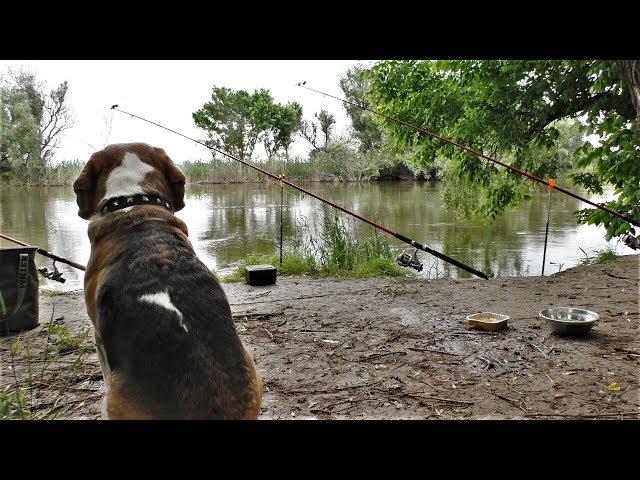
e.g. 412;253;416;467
245;264;277;286
0;247;40;335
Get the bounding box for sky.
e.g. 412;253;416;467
0;60;371;165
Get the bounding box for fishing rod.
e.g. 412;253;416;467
0;232;86;280
296;83;640;229
111;106;489;280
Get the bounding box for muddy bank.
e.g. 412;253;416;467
1;255;638;419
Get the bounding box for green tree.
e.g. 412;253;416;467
0;86;42;177
194;87;303;160
316;110;336;147
262;102;303;158
339;66;382;152
193;87;274;159
367;60;639;239
299;118;318;149
0;70;73;178
299;109;336;152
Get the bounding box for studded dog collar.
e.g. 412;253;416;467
99;194;174;215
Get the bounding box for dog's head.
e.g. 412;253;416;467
72;143;186;219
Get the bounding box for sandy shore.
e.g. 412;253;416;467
1;255;638;419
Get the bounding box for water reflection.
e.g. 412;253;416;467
0;182;633;291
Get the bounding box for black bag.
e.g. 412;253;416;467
0;247;39;335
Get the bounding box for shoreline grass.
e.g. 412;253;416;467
221;252;409;283
0;143;430;186
0;159;85;187
222;212;412;282
179;152;421;184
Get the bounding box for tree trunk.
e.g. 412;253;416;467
617;60;640;129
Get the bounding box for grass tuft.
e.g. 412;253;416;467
578;247;619;266
0;312;96;420
222;212;410;282
47;322;92;354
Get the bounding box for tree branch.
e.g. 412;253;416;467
617;60;640;130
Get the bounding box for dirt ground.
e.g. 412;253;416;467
1;255;638;420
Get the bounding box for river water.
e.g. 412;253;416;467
0;182;632;291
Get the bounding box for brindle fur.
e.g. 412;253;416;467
74;143;262;419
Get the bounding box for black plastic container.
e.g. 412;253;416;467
245;264;277;286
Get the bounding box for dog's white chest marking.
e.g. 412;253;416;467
138;290;188;332
104;152;154;199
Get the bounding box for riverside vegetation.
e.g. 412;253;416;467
2;61;638;259
0;141;433;186
221;212;411;282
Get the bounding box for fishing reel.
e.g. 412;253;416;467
621;233;640;250
397;248;423;272
38;261;66;283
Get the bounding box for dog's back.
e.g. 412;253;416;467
96;219;261;419
74;143;262;419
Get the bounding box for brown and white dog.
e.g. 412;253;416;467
73;142;262;419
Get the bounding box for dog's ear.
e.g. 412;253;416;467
159;150;186;212
166;160;186;212
73;158;98;219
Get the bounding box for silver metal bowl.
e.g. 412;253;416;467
538;307;599;336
